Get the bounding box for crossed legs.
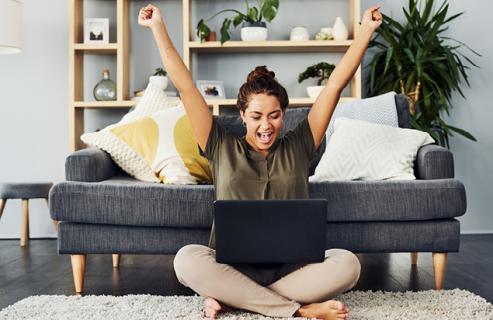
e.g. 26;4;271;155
173;244;361;318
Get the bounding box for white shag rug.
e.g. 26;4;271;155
1;289;492;320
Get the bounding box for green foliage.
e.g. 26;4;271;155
367;0;480;148
196;19;211;43
298;62;336;86
196;0;279;44
153;67;167;77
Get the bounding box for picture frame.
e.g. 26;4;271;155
84;18;109;44
196;80;225;99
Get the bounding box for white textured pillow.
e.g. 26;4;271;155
81;79;182;182
309;118;435;182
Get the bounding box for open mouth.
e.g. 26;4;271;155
257;132;273;144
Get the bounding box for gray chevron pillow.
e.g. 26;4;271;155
326;92;399;139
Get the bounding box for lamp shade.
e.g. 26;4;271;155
0;0;22;54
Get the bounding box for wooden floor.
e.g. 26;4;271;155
1;235;492;310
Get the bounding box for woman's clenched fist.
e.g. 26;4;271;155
138;4;163;29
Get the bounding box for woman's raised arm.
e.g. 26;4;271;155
138;4;212;150
307;5;382;149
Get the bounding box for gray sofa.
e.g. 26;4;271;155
49;94;467;293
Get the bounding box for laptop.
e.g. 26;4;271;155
214;199;327;264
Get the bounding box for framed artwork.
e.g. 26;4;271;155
196;80;225;99
84;18;109;44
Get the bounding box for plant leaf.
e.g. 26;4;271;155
383;47;394;75
448;125;477;141
260;0;279;22
233;14;244;27
220;18;232;44
196;19;210;43
247;7;258;22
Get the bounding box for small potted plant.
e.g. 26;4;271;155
196;0;279;44
298;62;335;99
149;67;168;90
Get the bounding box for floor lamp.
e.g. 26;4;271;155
0;0;22;54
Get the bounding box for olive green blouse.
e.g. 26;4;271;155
200;117;317;249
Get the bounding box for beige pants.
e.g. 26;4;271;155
173;244;361;318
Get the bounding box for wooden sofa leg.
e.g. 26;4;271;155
432;252;447;290
71;254;86;294
21;199;30;247
411;252;418;265
0;199;6;219
52;220;60;232
112;254;121;268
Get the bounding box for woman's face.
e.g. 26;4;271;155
240;93;284;154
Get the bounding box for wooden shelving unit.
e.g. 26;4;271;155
182;0;362;116
69;0;130;151
69;0;361;151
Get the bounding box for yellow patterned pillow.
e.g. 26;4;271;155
83;105;211;184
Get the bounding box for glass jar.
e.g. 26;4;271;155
93;69;116;101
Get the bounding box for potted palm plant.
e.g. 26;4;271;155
367;0;480;148
196;0;279;44
298;62;336;99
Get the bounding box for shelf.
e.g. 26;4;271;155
204;97;357;107
71;97;358;109
73;43;118;54
187;40;353;53
72;100;136;108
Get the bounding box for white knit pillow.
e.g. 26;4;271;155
309;118;435;182
81;79;182;182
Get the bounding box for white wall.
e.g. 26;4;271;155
441;0;493;233
0;0;491;238
0;1;68;238
362;0;493;233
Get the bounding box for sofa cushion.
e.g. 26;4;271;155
395;93;411;128
310;179;466;222
50;174;214;228
50;175;466;227
57;219;459;254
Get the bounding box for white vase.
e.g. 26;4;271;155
290;26;309;41
149;75;168;90
306;86;325;99
332;17;348;41
241;22;268;41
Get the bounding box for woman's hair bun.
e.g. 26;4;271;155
246;65;276;83
237;65;289;112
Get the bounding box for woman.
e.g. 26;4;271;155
139;4;382;319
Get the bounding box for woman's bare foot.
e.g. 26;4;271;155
202;297;234;319
295;300;349;320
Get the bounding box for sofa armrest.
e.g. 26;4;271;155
414;144;454;179
65;147;119;182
